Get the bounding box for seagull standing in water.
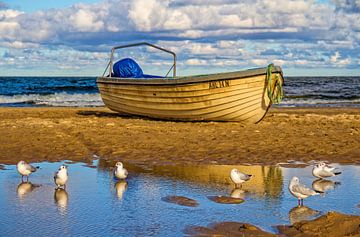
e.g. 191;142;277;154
114;162;128;180
54;165;68;189
312;162;341;179
230;169;252;188
17;161;39;182
289;176;321;206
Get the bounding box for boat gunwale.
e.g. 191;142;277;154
96;66;283;86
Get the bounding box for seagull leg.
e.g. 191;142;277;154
235;183;242;189
301;199;303;206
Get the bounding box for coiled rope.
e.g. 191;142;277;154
266;63;284;104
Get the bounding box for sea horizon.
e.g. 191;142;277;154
0;76;359;108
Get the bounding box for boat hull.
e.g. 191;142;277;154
97;66;283;123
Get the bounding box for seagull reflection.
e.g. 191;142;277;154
289;205;320;224
312;179;340;193
17;182;39;199
115;180;128;200
230;188;246;199
54;188;68;215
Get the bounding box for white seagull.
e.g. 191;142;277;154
289;176;321;206
230;169;252;188
312;162;341;179
114;162;128;180
17;161;39;182
54;165;68;189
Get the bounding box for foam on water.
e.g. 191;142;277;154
0;92;104;107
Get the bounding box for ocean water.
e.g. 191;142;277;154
0;76;359;107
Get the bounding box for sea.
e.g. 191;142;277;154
0;76;359;108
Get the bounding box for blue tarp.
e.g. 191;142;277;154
112;58;163;78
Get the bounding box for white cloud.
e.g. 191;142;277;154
330;51;351;65
0;0;359;75
70;9;104;32
185;59;207;66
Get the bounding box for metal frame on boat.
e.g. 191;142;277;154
97;42;284;123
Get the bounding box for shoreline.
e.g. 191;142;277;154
0;106;359;165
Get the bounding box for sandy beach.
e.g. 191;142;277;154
1;106;359;237
0;107;359;165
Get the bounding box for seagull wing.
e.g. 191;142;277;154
25;163;37;172
317;169;334;177
54;171;58;180
292;183;317;196
323;165;335;172
238;172;251;181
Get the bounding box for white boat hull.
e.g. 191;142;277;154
97;66;283;123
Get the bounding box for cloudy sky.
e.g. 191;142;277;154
0;0;359;76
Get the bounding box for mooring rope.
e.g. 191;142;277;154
266;63;284;104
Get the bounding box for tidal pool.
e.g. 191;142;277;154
0;160;359;236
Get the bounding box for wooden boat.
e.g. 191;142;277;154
97;42;284;123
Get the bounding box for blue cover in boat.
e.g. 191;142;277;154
113;58;163;78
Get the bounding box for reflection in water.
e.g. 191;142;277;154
97;159;284;199
312;179;340;193
230;188;246;199
1;161;360;236
139;163;283;199
262;166;283;200
115;180;128;200
54;188;68;215
17;182;39;199
288;205;320;224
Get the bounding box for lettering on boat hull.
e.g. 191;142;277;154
209;80;230;89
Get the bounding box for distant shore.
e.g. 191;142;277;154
0;107;359;165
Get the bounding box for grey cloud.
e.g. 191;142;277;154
333;0;360;12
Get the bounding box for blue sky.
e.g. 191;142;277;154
0;0;359;76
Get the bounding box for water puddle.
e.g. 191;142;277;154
0;160;359;236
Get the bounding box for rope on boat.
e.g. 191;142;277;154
266;63;284;104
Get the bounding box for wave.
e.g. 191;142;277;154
278;97;360;107
285;94;360;100
0;92;104;107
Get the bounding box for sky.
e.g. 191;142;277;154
0;0;359;77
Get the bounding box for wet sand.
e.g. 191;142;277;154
186;212;360;237
0;107;359;165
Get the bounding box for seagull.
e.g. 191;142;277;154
17;161;39;182
114;162;128;180
230;169;252;188
289;176;322;206
312;162;341;179
54;165;68;189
